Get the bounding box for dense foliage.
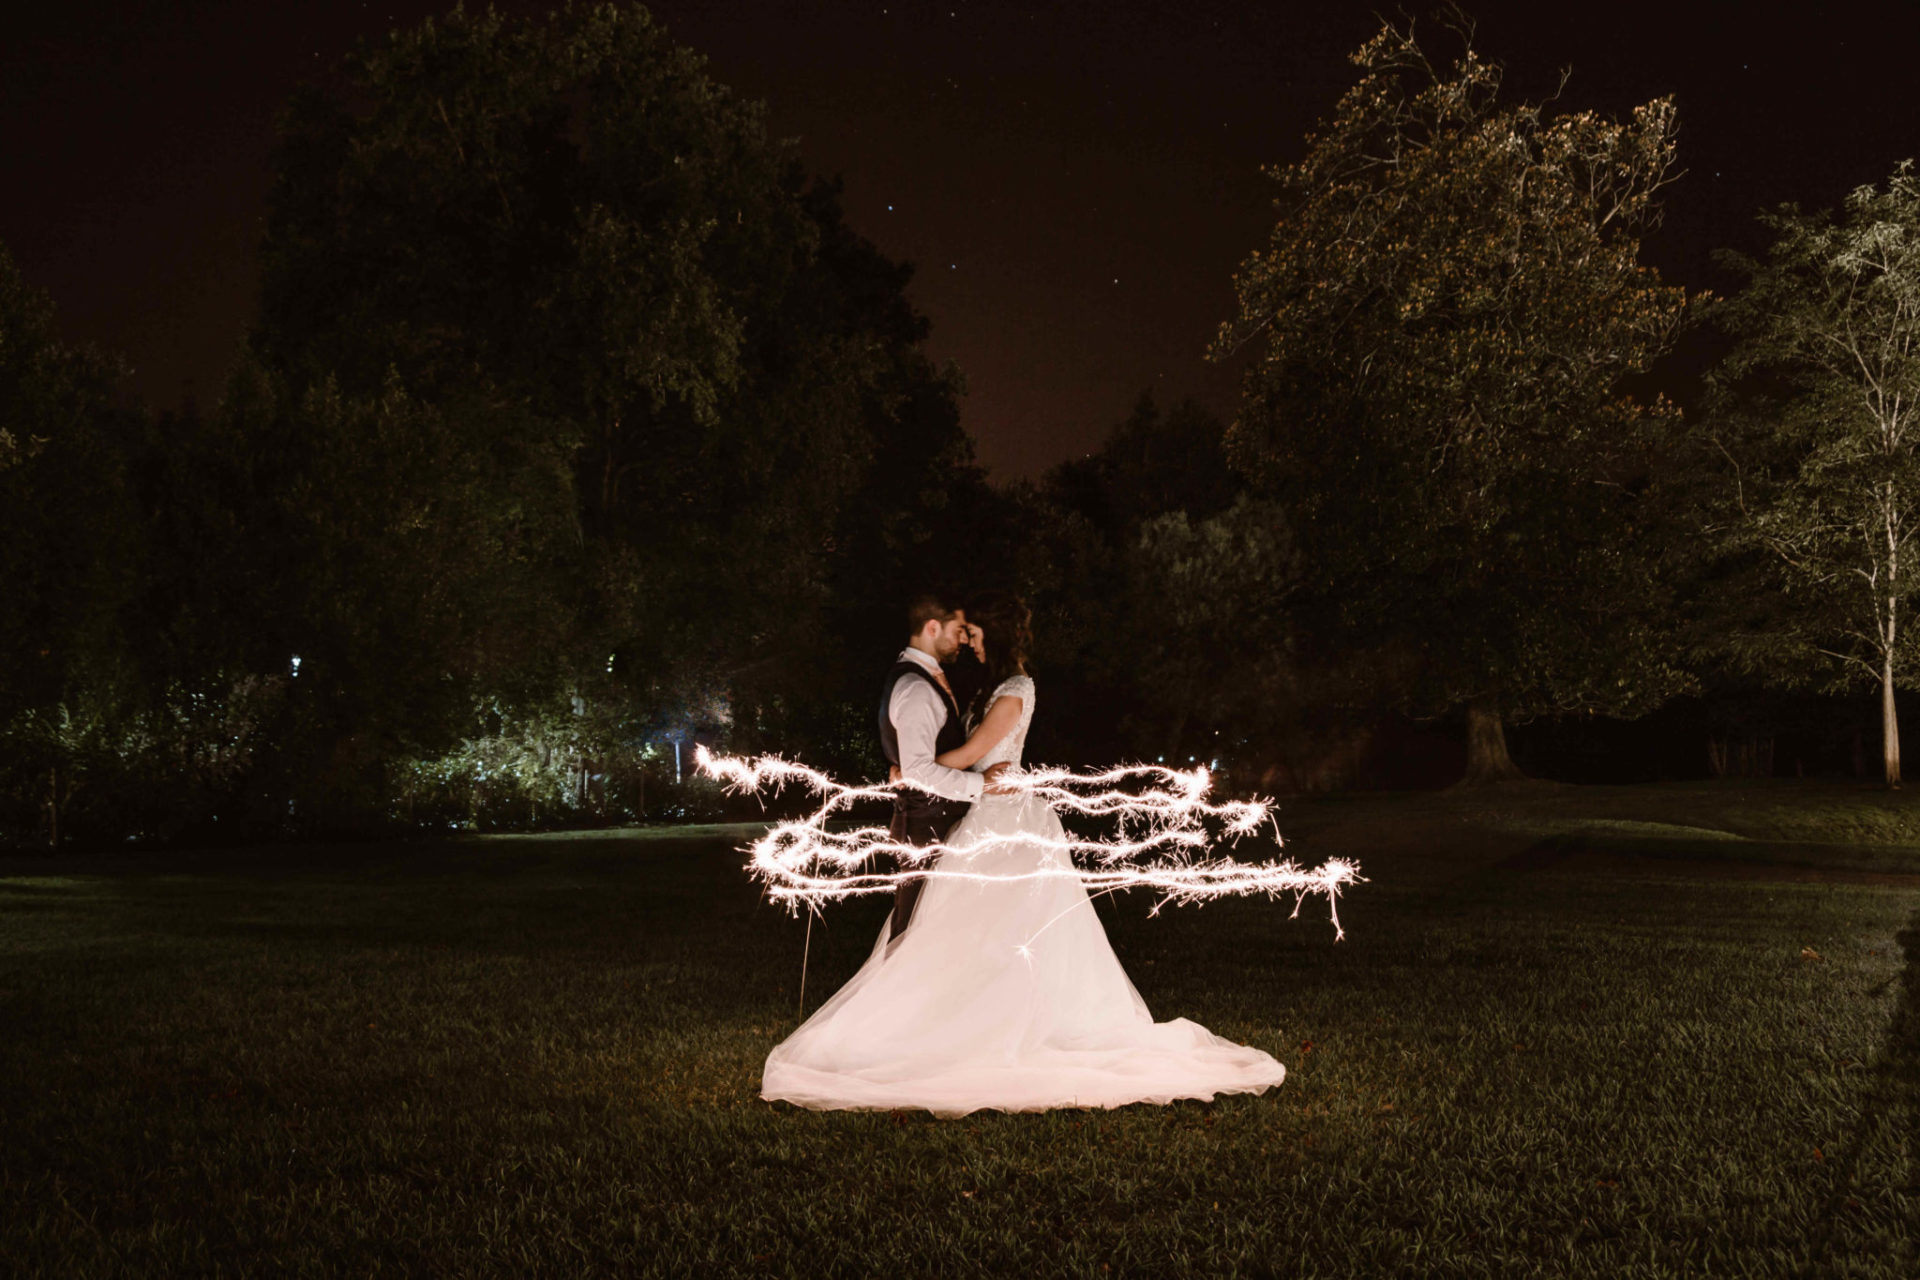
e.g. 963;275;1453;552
0;5;981;845
1696;162;1920;787
0;246;159;845
16;7;1920;846
1213;20;1697;779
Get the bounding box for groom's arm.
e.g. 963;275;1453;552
890;680;984;803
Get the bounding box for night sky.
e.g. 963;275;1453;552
6;1;1920;478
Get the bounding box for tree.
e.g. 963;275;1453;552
1044;391;1240;538
1020;393;1245;764
1213;17;1695;782
1699;162;1920;788
1123;497;1302;769
213;358;581;820
246;4;964;817
0;242;146;844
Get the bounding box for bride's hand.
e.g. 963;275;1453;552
888;765;901;784
983;762;1016;795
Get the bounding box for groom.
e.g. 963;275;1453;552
879;594;1011;943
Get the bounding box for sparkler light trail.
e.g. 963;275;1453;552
695;746;1362;937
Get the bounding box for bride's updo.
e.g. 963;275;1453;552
968;592;1032;686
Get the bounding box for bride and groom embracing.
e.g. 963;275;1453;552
759;592;1289;1117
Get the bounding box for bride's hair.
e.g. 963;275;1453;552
968;592;1032;686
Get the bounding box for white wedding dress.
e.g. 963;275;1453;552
760;675;1287;1116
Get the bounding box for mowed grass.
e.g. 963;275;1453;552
3;783;1920;1277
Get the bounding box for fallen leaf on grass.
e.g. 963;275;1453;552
1813;1147;1824;1162
1801;947;1822;962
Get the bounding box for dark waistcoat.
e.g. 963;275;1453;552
878;660;970;826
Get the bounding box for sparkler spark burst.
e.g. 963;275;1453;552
695;746;1362;938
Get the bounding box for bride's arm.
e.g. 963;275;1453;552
935;695;1024;770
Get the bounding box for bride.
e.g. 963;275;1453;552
760;594;1287;1116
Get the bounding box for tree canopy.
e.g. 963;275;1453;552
237;2;970;813
0;4;977;843
1697;161;1920;786
1214;19;1696;779
17;5;1920;844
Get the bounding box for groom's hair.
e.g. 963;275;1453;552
906;593;959;639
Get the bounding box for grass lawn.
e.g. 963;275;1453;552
3;780;1919;1277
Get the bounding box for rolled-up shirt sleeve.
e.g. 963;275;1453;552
890;675;984;803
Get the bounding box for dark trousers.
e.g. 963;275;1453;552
887;804;964;942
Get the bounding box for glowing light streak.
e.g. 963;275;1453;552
695;746;1362;938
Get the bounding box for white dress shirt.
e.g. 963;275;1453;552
889;646;984;803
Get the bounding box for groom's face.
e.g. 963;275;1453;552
933;610;968;661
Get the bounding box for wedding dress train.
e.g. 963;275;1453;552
760;675;1287;1116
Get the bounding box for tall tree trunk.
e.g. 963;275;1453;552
1462;698;1525;784
1884;651;1902;790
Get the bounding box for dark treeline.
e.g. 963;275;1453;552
5;6;1920;850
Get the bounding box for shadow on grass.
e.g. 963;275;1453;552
1889;908;1920;1175
1797;900;1920;1271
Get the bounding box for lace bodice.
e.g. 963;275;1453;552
971;675;1035;772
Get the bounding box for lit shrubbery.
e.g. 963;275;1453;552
0;672;288;849
388;696;740;833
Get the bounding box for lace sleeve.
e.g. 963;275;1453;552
991;675;1034;705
